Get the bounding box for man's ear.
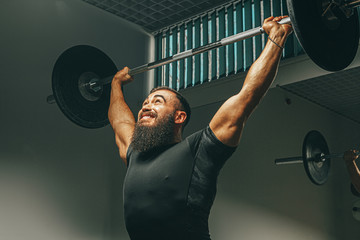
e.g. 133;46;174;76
174;110;187;124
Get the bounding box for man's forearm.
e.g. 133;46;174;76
239;16;291;108
234;38;283;118
241;36;284;98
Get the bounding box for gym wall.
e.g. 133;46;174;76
0;0;150;239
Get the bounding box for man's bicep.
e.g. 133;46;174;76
114;122;135;163
209;94;250;147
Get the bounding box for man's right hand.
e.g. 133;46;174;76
263;16;292;40
112;67;134;86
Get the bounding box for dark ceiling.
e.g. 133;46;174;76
280;66;360;125
82;0;232;32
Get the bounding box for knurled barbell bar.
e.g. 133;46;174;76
80;17;292;95
275;130;359;185
51;0;360;128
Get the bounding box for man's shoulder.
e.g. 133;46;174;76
184;126;208;143
185;126;219;144
186;125;237;156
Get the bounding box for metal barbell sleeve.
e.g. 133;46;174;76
275;150;359;165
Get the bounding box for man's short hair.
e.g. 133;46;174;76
150;86;191;128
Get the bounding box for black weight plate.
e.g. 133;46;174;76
287;0;359;71
52;45;117;128
302;130;330;185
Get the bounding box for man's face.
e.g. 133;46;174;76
137;90;179;127
131;90;180;153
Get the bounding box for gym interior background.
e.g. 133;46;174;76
1;0;360;239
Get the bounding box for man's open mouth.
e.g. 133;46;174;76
140;112;157;120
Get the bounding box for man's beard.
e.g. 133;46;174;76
131;112;175;153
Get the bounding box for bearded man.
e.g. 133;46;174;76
108;16;293;240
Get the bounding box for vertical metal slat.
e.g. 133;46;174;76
210;11;217;80
171;27;178;89
179;24;185;89
202;14;209;83
253;0;262;59
244;0;253;69
194;17;201;86
218;8;226;78
272;0;282;16
235;2;244;73
273;0;282;57
281;0;295;58
164;30;170;86
293;33;304;56
227;4;235;75
186;21;193;88
262;0;271;50
154;33;163;87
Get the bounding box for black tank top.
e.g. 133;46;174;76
124;126;236;240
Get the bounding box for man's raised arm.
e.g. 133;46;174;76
209;16;293;146
108;67;135;164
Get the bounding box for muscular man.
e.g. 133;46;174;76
343;149;360;194
108;16;293;240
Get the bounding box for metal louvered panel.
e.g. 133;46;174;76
154;0;303;90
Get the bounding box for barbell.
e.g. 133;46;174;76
51;0;360;128
275;130;359;186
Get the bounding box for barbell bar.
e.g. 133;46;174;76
346;0;360;8
48;17;291;105
82;17;291;94
275;130;359;185
51;0;360;128
275;152;359;165
73;0;360;93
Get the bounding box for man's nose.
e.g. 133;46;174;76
141;103;152;112
139;104;151;119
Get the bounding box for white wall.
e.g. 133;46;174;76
0;1;151;239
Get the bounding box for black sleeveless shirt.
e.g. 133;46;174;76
124;126;236;240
